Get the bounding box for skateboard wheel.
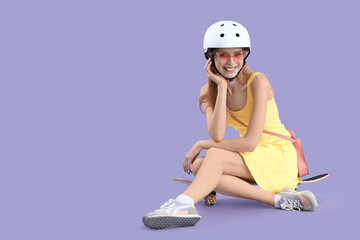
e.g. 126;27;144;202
204;191;217;206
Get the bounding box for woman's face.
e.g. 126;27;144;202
213;48;245;79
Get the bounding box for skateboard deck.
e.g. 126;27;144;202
173;173;329;206
174;173;329;186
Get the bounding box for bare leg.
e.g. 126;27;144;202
181;148;275;206
213;174;275;206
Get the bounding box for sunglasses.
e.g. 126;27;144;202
214;51;244;62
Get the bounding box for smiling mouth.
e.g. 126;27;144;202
224;66;238;72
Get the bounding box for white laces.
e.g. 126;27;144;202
280;199;302;212
160;198;177;209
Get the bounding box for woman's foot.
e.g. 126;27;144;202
142;197;201;229
276;187;318;211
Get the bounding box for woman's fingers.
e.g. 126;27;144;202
183;157;189;173
188;160;192;174
205;58;211;67
183;157;191;175
187;160;191;174
205;59;222;84
183;155;195;174
205;59;211;72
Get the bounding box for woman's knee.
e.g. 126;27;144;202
205;147;224;158
192;156;205;175
204;147;225;164
192;148;223;176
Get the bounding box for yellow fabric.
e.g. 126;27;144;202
226;72;299;193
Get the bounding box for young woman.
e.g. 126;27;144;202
142;20;318;230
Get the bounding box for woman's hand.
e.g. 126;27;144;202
183;141;202;175
205;59;228;87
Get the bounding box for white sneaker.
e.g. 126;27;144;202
277;187;318;211
142;198;201;229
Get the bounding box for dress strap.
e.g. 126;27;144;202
247;72;262;86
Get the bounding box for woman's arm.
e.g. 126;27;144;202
197;137;253;152
199;74;271;152
208;84;227;141
201;83;228;142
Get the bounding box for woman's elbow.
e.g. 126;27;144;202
213;136;224;142
248;140;259;152
209;131;224;142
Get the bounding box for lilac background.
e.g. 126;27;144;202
1;0;359;239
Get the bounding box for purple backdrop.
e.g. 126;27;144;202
1;0;359;239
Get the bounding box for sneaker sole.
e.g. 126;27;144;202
142;215;201;229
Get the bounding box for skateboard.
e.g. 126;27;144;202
173;173;329;206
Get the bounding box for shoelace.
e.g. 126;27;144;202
160;198;177;209
280;198;302;212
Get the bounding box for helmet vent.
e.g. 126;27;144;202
236;33;240;37
233;23;237;26
220;24;224;26
220;33;225;37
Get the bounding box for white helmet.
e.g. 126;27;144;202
203;20;251;82
203;20;251;60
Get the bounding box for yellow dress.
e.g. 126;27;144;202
226;72;300;193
